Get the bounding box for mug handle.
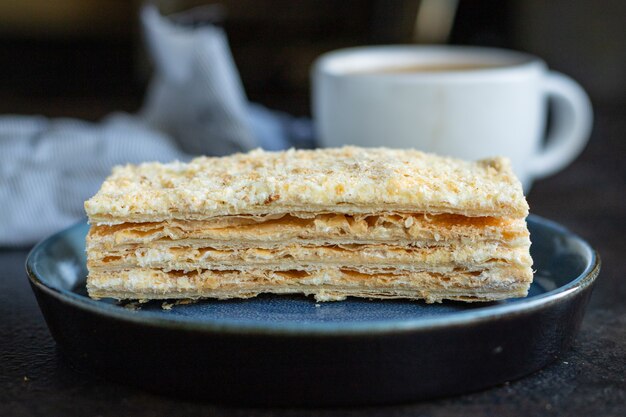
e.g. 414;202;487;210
528;71;593;179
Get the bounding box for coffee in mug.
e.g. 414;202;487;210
349;62;504;74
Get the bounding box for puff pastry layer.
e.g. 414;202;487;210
85;147;533;303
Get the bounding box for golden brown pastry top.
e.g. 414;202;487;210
85;146;529;224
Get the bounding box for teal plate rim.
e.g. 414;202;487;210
26;214;600;336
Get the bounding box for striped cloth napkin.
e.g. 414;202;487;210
0;6;313;246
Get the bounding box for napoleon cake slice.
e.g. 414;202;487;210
85;146;533;303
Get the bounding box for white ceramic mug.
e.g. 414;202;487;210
312;46;593;190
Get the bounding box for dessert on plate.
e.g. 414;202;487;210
84;146;533;302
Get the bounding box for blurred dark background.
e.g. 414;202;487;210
0;0;624;119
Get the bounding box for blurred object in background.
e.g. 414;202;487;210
413;0;458;43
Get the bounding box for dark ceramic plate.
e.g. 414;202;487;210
27;215;599;406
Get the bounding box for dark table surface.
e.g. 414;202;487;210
1;103;624;417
